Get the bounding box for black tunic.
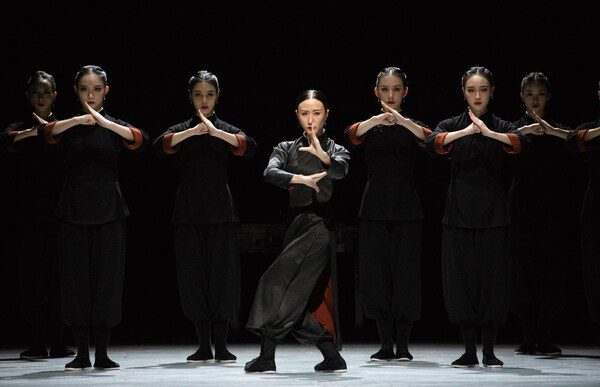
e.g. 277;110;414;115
246;134;349;348
426;109;525;325
344;118;431;323
153;113;256;322
567;121;600;324
43;110;148;224
153;113;257;225
427;110;523;228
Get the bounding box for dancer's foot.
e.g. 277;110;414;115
65;356;92;371
187;348;213;363
482;353;503;368
395;347;413;362
94;356;120;370
215;348;237;363
314;354;347;373
370;347;396;362
451;352;479;368
244;356;276;373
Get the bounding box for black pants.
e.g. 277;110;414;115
442;225;509;326
359;219;422;322
17;212;64;346
246;213;334;345
582;220;600;325
510;215;568;343
173;223;240;322
57;219;125;328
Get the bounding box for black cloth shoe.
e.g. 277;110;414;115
451;352;479;368
49;346;76;358
244;356;276;373
187;348;213;363
395;347;413;361
482;354;504;368
514;342;536;355
94;356;120;370
536;343;562;356
370;347;396;362
19;347;48;360
65;357;92;371
215;349;237;363
314;354;347;373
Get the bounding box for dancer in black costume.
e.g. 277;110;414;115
245;90;349;374
153;70;256;363
508;72;572;357
42;65;148;371
426;66;533;368
1;71;74;360
344;67;431;362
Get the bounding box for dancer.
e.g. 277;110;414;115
42;65;148;371
425;66;532;368
153;70;256;363
1;71;73;359
245;90;349;373
508;72;572;356
566;82;600;329
344;67;431;362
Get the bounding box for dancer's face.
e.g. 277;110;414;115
521;81;550;117
75;73;108;112
462;74;494;115
375;74;407;111
296;98;329;136
26;80;56;117
190;81;219;117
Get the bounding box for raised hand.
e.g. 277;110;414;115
299;129;324;157
519;122;544;135
296;171;328;192
464;122;481;135
374;111;396;126
198;110;219;136
468;109;491;136
530;110;553;134
32;112;48;125
381;101;408;126
83;102;106;126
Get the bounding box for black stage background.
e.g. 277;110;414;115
1;1;598;348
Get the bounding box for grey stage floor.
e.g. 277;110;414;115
1;343;599;386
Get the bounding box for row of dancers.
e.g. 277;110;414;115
2;65;599;373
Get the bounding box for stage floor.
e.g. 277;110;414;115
1;343;599;386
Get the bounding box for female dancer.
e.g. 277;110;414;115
566;83;600;330
245;90;350;373
425;66;532;368
42;65;148;371
153;70;256;363
509;72;572;356
344;67;430;362
1;71;73;359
